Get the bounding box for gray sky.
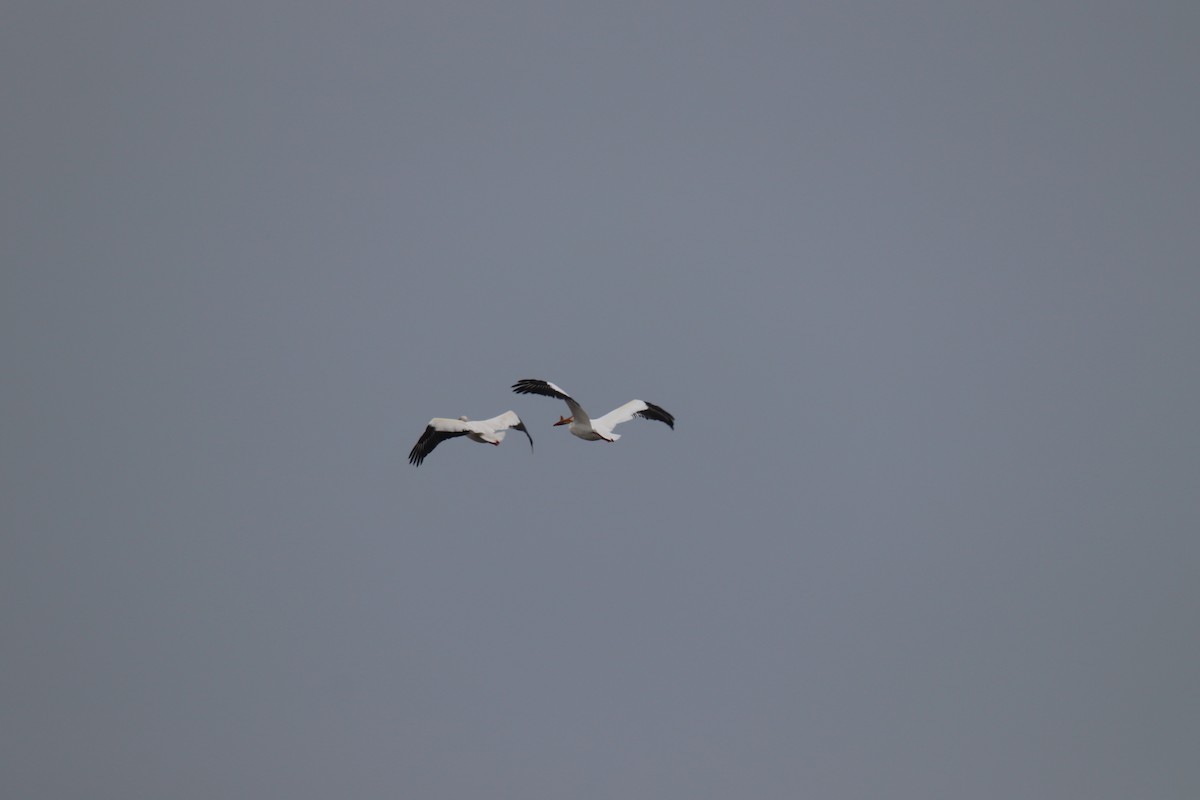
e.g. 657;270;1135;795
3;2;1198;797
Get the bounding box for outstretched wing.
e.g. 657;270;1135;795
592;400;676;431
478;410;534;452
511;379;590;424
408;418;470;467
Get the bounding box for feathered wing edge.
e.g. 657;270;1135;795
511;379;572;402
511;379;589;424
513;417;534;451
635;401;675;429
408;425;468;466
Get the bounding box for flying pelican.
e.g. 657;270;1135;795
511;379;675;442
408;410;533;467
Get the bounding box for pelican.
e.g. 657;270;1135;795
408;410;533;467
511;379;675;442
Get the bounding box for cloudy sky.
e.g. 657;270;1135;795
3;2;1198;797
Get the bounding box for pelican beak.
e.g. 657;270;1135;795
553;416;573;426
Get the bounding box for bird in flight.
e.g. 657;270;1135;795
408;410;533;467
511;379;674;443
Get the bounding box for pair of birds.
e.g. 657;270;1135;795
409;378;675;467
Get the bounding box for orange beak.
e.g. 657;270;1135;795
553;416;573;426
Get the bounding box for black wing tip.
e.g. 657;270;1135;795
512;418;535;451
641;402;675;429
512;378;562;399
408;438;432;466
511;378;545;394
408;426;431;466
408;424;460;467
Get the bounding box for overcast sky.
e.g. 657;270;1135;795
3;2;1198;798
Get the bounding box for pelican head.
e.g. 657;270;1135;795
553;416;573;426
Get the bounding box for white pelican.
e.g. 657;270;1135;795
511;379;675;442
408;410;533;467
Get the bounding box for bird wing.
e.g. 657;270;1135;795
477;410;534;451
511;379;590;424
408;417;471;466
592;400;676;431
